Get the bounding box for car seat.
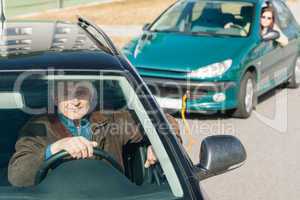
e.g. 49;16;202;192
238;6;254;26
123;142;166;186
222;13;236;26
0;110;31;186
192;5;223;28
122;111;166;186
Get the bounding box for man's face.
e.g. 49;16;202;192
56;82;92;120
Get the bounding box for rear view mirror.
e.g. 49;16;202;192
262;30;280;41
194;135;246;180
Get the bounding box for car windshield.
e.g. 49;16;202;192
150;0;254;37
0;71;183;199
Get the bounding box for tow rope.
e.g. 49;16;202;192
181;91;197;154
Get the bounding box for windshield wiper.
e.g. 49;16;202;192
151;29;181;33
190;31;217;36
190;31;231;38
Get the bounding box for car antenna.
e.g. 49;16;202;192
0;0;6;37
0;0;5;21
77;15;120;55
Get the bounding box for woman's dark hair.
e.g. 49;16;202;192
261;6;275;30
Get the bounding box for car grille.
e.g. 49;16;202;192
147;82;208;100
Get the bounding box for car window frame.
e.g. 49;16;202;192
0;69;186;198
150;0;256;38
124;70;198;199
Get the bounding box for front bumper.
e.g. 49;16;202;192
144;77;238;112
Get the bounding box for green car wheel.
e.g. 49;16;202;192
231;72;257;119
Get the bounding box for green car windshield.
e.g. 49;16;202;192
150;0;254;37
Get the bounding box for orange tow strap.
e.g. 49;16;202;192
181;92;196;154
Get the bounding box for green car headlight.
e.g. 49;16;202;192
188;59;232;78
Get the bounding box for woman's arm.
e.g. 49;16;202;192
273;24;289;46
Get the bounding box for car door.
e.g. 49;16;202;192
256;38;283;93
272;0;299;82
257;1;297;93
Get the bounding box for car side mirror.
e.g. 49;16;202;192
143;23;151;31
194;135;246;180
262;30;280;42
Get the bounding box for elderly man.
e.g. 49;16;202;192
8;81;181;187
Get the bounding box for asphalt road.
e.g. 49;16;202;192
177;3;300;200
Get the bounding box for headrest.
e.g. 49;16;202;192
240;6;253;18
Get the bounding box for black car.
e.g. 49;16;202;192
0;17;246;199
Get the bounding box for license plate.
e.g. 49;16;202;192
155;96;182;109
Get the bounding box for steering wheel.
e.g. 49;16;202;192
226;23;248;35
35;148;123;185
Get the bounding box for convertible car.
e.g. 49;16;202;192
0;18;246;199
123;0;300;118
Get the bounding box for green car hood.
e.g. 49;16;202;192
124;32;253;72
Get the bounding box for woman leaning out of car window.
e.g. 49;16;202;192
260;5;289;46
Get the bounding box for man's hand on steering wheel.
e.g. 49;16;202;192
50;137;98;159
51;137;157;167
224;22;248;35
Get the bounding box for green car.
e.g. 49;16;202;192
123;0;300;118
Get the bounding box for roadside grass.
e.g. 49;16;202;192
13;0;297;48
111;36;134;48
14;0;176;25
14;0;176;48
